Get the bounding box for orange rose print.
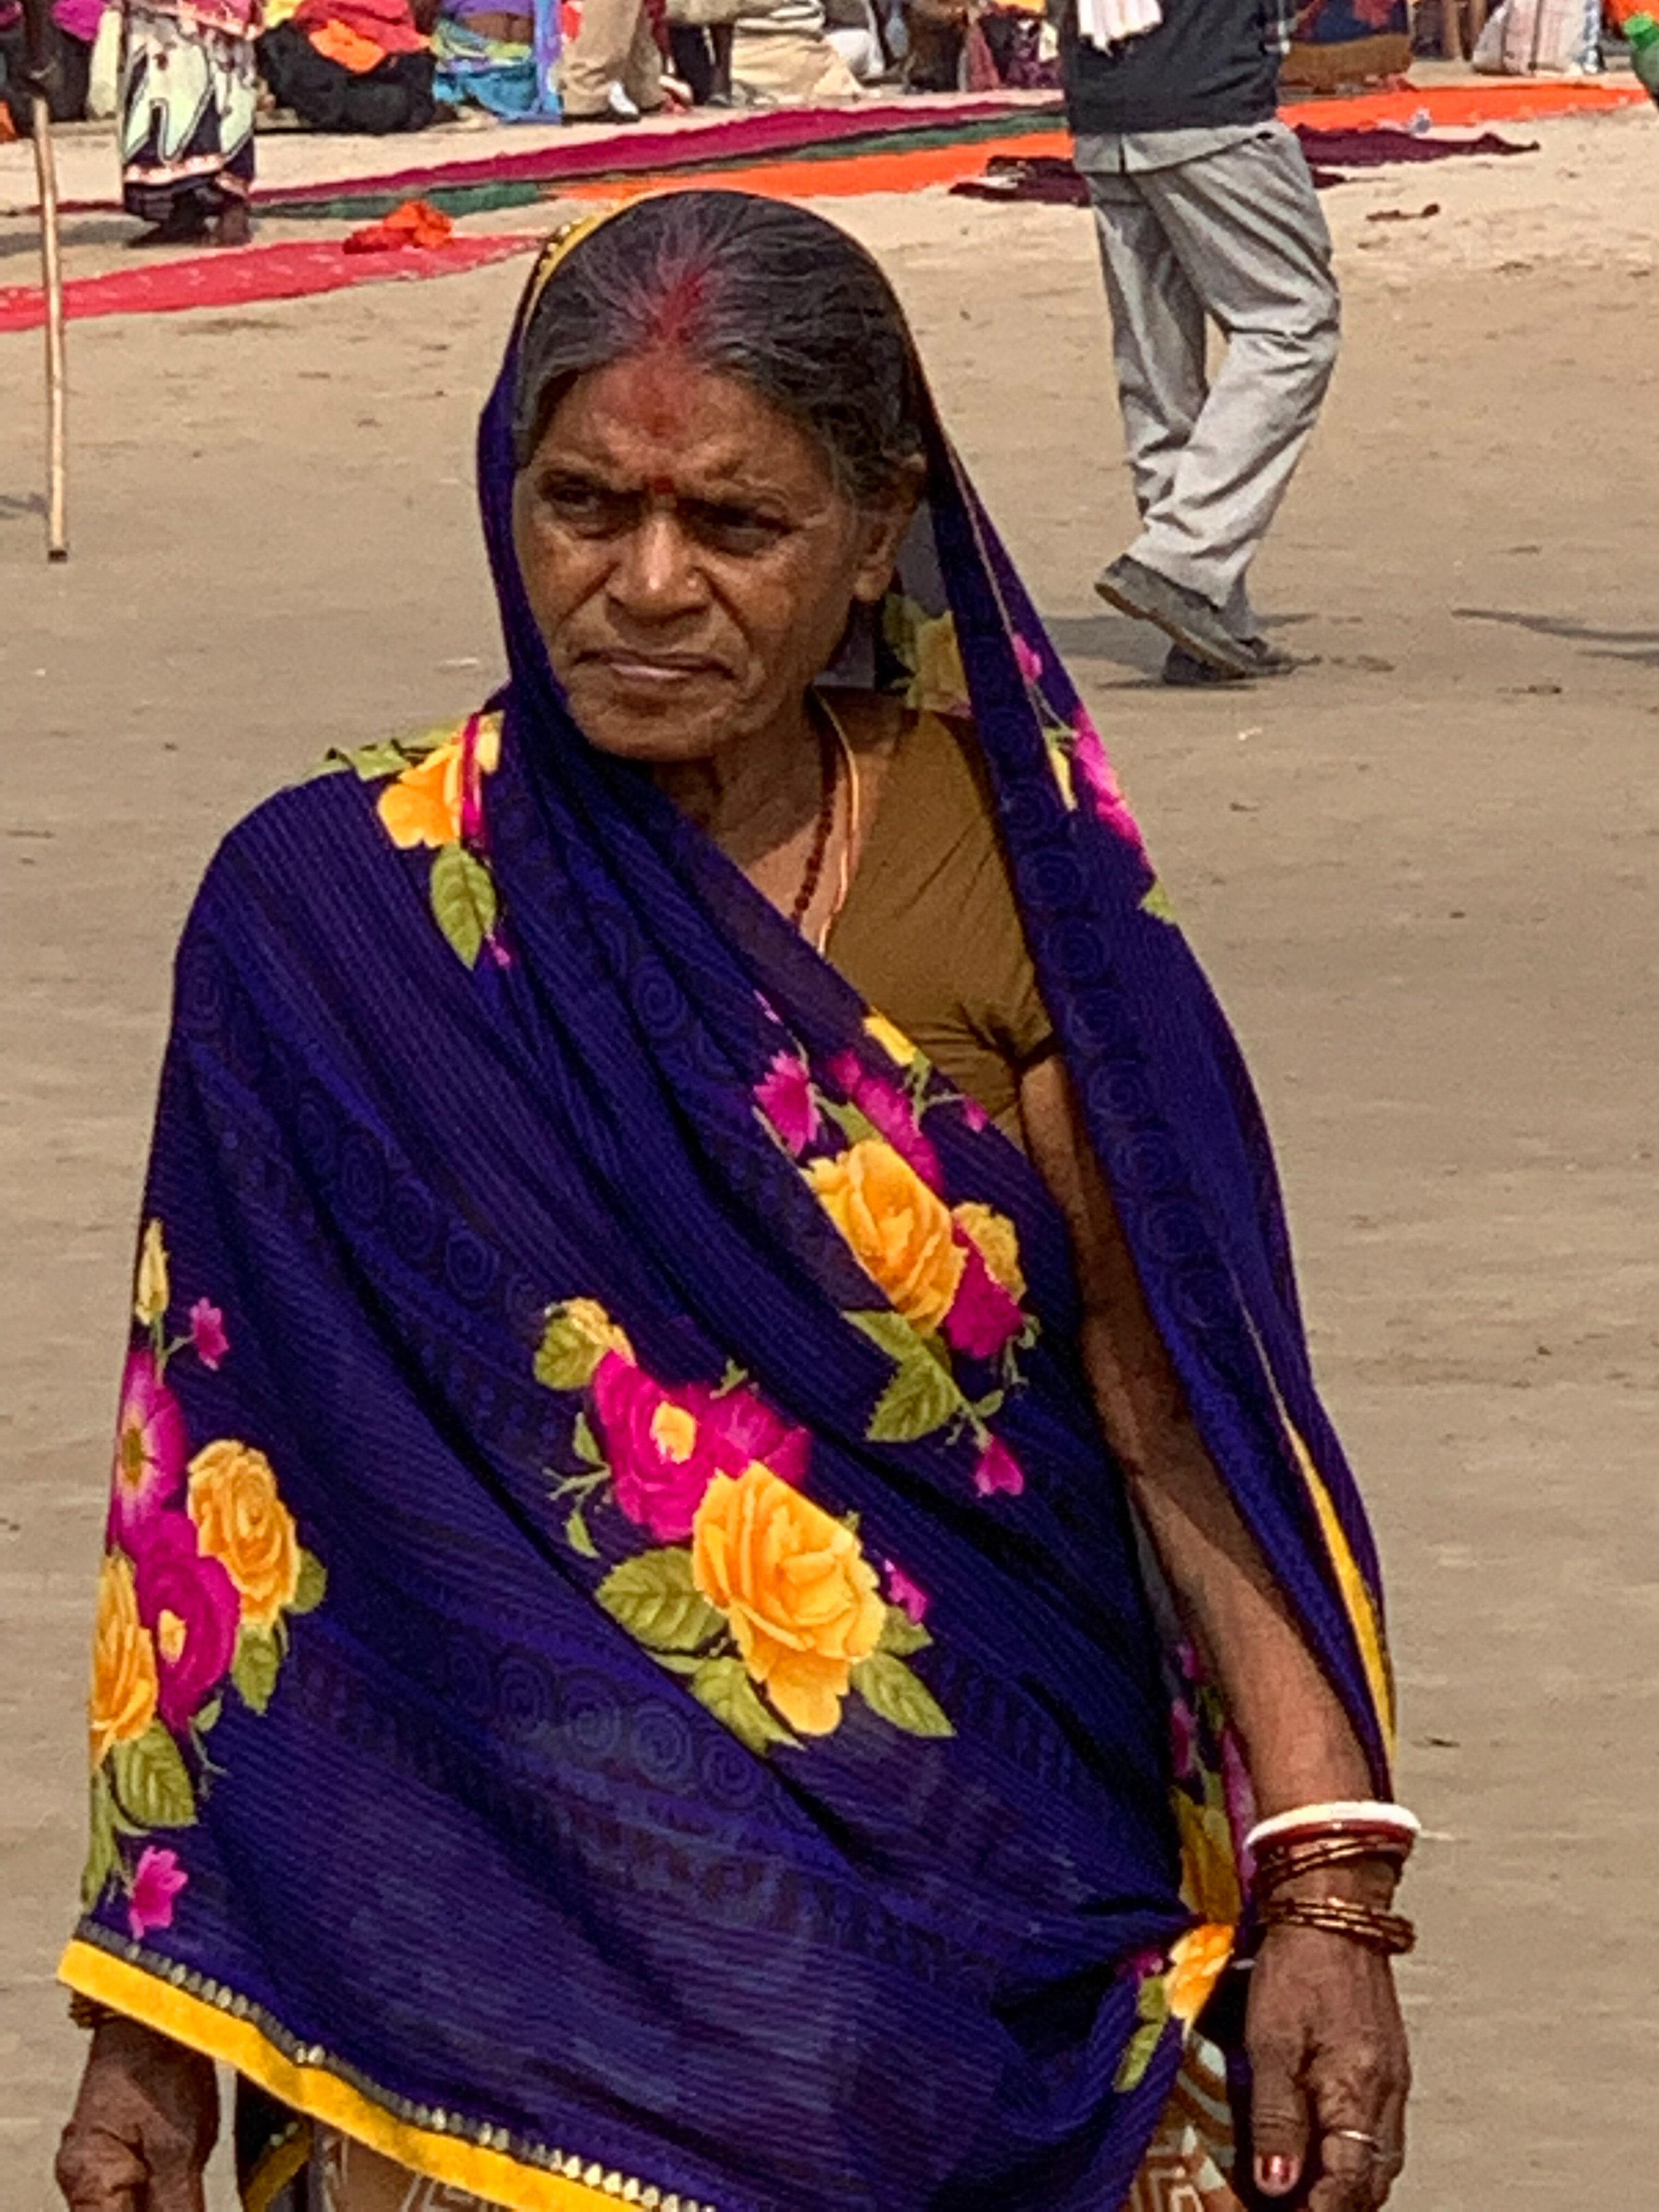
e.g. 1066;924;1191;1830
376;718;502;850
691;1464;885;1735
1167;1923;1236;2026
90;1554;159;1769
806;1139;966;1337
952;1202;1027;1303
188;1440;301;1630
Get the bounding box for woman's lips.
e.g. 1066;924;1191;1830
590;652;727;687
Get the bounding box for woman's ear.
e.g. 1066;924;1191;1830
849;458;927;605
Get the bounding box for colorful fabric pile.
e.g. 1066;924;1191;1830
259;0;441;132
431;0;563;117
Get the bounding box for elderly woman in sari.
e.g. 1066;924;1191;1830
55;192;1415;2212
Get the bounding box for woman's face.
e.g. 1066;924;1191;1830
512;354;913;764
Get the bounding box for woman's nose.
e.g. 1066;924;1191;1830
609;509;707;621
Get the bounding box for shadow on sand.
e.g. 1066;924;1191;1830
1456;606;1659;668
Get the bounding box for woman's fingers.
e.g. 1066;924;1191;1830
1365;2079;1409;2209
144;2145;211;2212
54;2120;145;2212
56;2022;218;2212
1246;1929;1409;2210
1248;2024;1312;2197
1305;2033;1410;2212
1308;2129;1386;2212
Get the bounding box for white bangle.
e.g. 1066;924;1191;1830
1245;1801;1423;1852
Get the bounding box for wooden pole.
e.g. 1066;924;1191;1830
30;88;68;562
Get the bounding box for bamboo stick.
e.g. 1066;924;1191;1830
30;88;68;562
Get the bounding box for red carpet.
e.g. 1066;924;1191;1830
0;232;539;334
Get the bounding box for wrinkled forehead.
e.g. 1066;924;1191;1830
515;350;844;509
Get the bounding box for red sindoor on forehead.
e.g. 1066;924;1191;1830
640;262;711;352
607;349;693;449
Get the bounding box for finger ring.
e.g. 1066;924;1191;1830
1326;2127;1402;2164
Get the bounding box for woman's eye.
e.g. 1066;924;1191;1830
684;504;788;557
540;482;630;536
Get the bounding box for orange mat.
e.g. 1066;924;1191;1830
561;130;1068;204
561;76;1648;204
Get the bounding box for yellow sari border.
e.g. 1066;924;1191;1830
1230;1309;1396;1762
244;2118;313;2212
1283;1425;1396;1757
58;1938;688;2212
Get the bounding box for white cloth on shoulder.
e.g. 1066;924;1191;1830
1076;0;1164;50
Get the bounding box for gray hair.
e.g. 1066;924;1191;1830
512;192;928;503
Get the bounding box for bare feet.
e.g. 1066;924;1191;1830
212;202;252;248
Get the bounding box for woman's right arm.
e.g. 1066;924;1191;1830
57;2016;218;2212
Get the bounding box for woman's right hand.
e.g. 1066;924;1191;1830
56;2016;219;2212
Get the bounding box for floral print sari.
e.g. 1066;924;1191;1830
62;212;1392;2212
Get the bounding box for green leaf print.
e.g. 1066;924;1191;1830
111;1724;198;1831
81;1770;120;1909
877;1605;933;1658
571;1412;607;1469
689;1657;799;1755
303;733;447;784
429;842;498;968
845;1310;920;1364
1114;2014;1169;2094
289;1550;328;1617
1140;880;1179;926
563;1502;599;1560
866;1352;965;1445
231;1625;281;1716
596;1550;723;1653
851;1653;954;1738
534;1310;607;1394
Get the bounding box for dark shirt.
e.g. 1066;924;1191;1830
1063;0;1288;138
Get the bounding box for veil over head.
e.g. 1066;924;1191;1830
63;197;1392;2212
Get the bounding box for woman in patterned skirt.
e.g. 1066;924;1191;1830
119;0;259;244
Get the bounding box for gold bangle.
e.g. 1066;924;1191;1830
1253;1833;1411;1896
1259;1893;1417;1957
68;1993;117;2032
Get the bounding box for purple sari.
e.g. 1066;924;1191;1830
62;214;1394;2212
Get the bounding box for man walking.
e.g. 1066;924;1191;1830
1068;0;1339;683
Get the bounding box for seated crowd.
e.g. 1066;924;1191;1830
0;0;1056;145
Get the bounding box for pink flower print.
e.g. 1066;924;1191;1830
1071;707;1147;856
755;1051;820;1156
1012;633;1044;686
132;1516;240;1734
127;1846;188;1943
693;1380;810;1490
974;1436;1025;1499
1220;1722;1258;1860
828;1053;942;1191
188;1299;230;1371
108;1349;188;1554
1170;1694;1199;1783
885;1562;930;1624
958;1095;989;1135
942;1243;1025;1361
593;1357;808;1542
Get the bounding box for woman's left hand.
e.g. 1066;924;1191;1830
1245;1924;1410;2209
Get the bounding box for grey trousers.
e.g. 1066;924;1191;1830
1086;124;1340;630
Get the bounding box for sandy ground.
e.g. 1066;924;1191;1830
3;102;1658;2212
